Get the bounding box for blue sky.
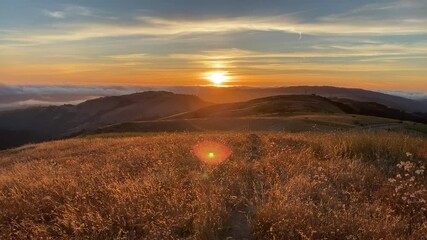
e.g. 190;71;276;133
0;0;426;91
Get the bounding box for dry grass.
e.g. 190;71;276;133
0;131;426;239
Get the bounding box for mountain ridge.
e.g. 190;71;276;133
166;94;427;124
1;88;427;150
186;86;427;113
2;85;426;113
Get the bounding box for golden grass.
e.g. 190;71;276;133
0;132;426;239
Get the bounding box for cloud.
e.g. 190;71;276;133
0;84;222;110
41;5;95;20
0;85;152;110
0;85;149;96
1;1;426;91
63;5;93;17
43;10;66;19
0;99;87;111
107;53;147;60
0;85;211;97
168;44;427;65
3;1;427;45
380;90;427;100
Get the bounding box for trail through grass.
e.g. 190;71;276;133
0;132;426;239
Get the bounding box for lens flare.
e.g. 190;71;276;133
192;141;232;165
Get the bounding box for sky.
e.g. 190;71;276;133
0;0;426;91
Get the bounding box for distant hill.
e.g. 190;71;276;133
334;98;427;124
0;91;209;149
2;90;426;150
168;95;427;124
167;95;346;119
2;85;426;113
187;86;427;113
92;95;427;137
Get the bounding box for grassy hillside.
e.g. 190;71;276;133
1;132;426;239
166;95;427;125
91;114;427;137
183;86;427;113
167;95;346;119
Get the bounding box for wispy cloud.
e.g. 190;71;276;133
1;1;426;90
41;5;96;20
43;10;66;19
379;90;427;100
169;43;427;61
63;5;94;17
2;1;427;45
0;84;151;96
107;53;147;60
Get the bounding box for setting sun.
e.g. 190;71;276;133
205;71;230;86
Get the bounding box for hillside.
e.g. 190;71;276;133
1;91;426;151
91;95;427;137
0;91;209;149
335;98;427;124
167;95;346;119
92;114;427;137
2;86;426;113
166;95;427;124
186;86;427;113
0;132;426;239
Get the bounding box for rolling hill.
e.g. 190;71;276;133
0;91;209;149
166;95;346;119
2;86;426;113
92;95;427;137
185;86;427;113
2;91;426;150
167;95;427;124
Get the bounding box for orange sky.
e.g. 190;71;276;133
1;61;426;92
1;0;426;92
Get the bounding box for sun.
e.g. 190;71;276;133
205;71;230;86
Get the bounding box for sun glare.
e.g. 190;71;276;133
205;71;230;86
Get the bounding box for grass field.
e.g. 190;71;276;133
0;131;426;239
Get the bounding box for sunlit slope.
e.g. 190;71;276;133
166;95;347;119
166;95;427;123
92;114;427;137
90;95;427;136
189;86;427;113
1;132;426;239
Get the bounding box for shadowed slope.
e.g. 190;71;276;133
0;91;209;149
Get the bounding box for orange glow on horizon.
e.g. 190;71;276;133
1;62;427;92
